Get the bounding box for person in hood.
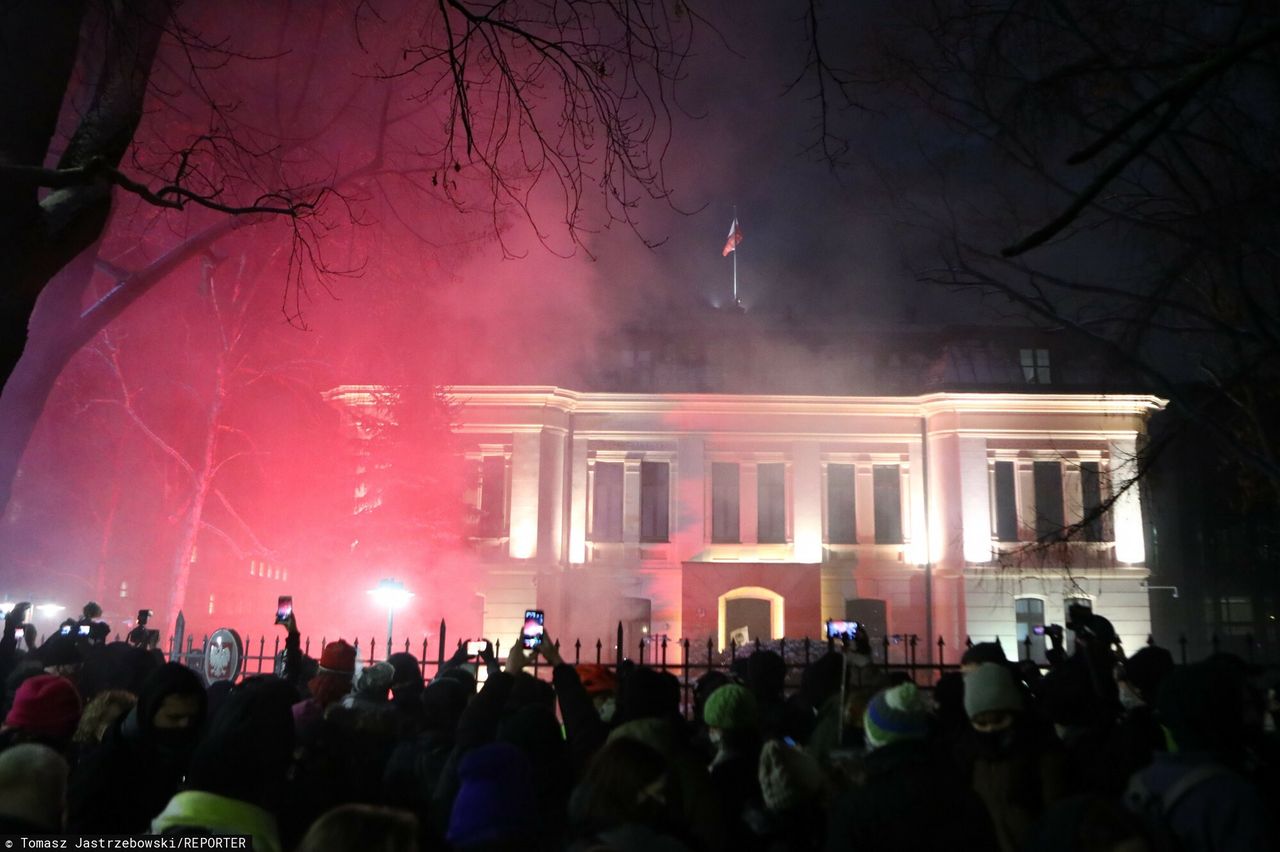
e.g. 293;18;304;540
68;661;206;834
151;677;295;852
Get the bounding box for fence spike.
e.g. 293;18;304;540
616;621;624;664
574;638;582;665
595;638;603;665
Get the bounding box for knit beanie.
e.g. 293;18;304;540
4;674;83;742
964;663;1023;719
863;682;929;748
703;683;759;732
447;743;536;847
318;640;356;676
355;662;394;696
758;740;826;812
574;664;617;697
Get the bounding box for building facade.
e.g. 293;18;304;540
326;385;1165;662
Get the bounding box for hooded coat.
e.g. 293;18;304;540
68;662;206;834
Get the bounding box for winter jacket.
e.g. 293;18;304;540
152;790;281;852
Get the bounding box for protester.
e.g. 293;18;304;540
0;674;82;754
68;662;206;834
297;803;419;852
0;744;69;834
0;599;1270;852
961;662;1067;852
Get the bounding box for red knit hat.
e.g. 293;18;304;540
575;664;617;697
4;674;82;741
318;640;356;675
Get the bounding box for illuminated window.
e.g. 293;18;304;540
1020;348;1051;384
591;462;624;542
119;581;128;599
711;463;740;543
757;463;786;544
873;465;903;544
640;462;669;543
477;456;507;537
1015;597;1046;661
993;461;1018;541
826;464;856;544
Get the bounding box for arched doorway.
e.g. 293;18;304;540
717;586;785;650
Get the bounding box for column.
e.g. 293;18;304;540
906;440;928;565
622;457;642;551
508;431;541;559
740;462;758;545
959;436;992;563
855;463;874;543
674;437;706;562
568;437;588;564
792;442;823;563
1108;436;1146;563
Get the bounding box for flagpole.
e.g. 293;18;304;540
732;205;739;304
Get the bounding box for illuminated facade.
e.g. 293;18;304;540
327;385;1165;661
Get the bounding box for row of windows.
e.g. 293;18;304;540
590;462;670;542
473;452;1105;549
992;460;1105;543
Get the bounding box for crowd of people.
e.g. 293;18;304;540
0;600;1276;851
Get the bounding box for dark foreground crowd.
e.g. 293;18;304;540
0;603;1277;852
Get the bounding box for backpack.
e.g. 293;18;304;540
1124;763;1233;852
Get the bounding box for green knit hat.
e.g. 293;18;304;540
703;683;759;732
863;682;929;749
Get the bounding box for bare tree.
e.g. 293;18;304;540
800;1;1280;498
0;0;698;519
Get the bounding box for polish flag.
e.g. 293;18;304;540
722;218;743;256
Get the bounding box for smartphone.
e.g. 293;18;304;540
137;609;153;627
11;628;22;641
1032;625;1047;636
466;640;487;656
826;619;858;640
520;610;545;650
59;625;72;636
78;624;91;636
275;595;293;624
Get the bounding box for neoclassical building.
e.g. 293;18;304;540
326;383;1165;662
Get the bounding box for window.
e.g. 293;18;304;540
757;463;786;543
477;456;507;537
1033;461;1065;541
1020;348;1051;384
711;462;740;543
591;462;624;542
827;464;857;544
873;465;903;544
1015;598;1046;661
1080;462;1104;542
640;462;669;542
993;461;1018;542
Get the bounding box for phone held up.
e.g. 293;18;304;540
275;595;293;625
826;619;859;641
521;609;545;650
465;640;487;657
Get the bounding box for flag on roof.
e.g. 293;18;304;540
722;218;742;256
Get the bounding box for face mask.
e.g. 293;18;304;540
151;727;198;759
974;727;1016;757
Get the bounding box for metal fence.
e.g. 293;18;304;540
159;616;1273;720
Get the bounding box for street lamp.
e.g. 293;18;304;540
368;578;414;659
